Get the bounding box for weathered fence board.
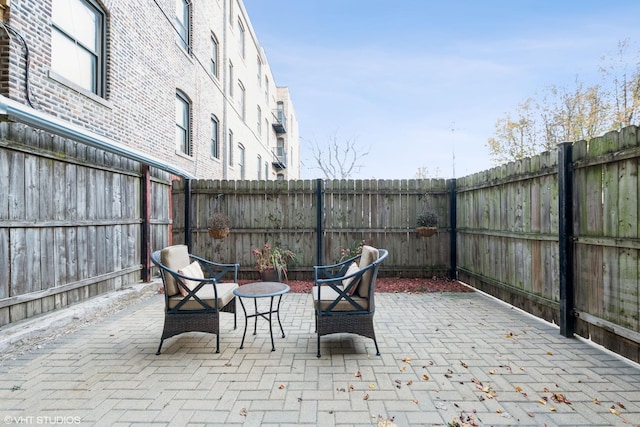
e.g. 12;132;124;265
2;120;639;363
175;178;450;279
0;123;166;327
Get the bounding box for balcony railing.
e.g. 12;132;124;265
272;148;287;170
272;110;287;134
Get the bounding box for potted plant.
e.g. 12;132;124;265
416;209;438;237
251;243;295;281
207;212;231;239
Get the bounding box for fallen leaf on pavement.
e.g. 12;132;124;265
239;408;248;416
552;393;571;404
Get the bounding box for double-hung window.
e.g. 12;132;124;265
257;106;262;135
257;155;262;179
51;0;105;96
210;34;219;77
238;81;245;120
176;0;190;51
211;115;220;159
238;144;245;179
237;19;245;58
176;91;191;156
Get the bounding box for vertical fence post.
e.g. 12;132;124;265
447;178;457;280
184;179;192;250
141;165;151;282
558;142;575;337
316;178;323;266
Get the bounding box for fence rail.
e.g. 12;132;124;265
1;121;638;363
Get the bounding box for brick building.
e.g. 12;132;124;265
0;0;299;180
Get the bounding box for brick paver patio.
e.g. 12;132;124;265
1;283;639;426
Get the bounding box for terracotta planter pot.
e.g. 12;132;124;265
208;228;230;239
260;269;281;282
416;226;437;237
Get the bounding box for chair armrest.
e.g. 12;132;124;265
314;255;361;281
191;254;239;283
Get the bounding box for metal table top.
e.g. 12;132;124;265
233;281;290;298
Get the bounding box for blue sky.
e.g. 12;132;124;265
242;0;640;179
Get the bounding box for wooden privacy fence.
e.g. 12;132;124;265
0;122;172;328
456;126;640;362
1;118;638;363
170;178;452;280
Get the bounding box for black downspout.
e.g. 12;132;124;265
184;179;192;250
558;142;575;338
316;178;323;266
448;178;457;280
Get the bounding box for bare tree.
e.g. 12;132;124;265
305;131;369;179
487;39;640;165
414;166;443;179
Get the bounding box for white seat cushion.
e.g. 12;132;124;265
312;285;369;311
160;245;191;296
168;282;238;310
177;260;205;296
357;246;379;297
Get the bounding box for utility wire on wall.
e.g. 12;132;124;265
1;22;36;108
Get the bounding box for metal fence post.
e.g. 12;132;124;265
448;178;457;280
184;179;192;250
558;142;575;337
316;178;323;266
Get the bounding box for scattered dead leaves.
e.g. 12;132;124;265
375;415;396;427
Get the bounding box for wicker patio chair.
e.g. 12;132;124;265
312;246;389;357
151;245;239;355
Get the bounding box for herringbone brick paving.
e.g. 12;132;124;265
1;287;639;426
